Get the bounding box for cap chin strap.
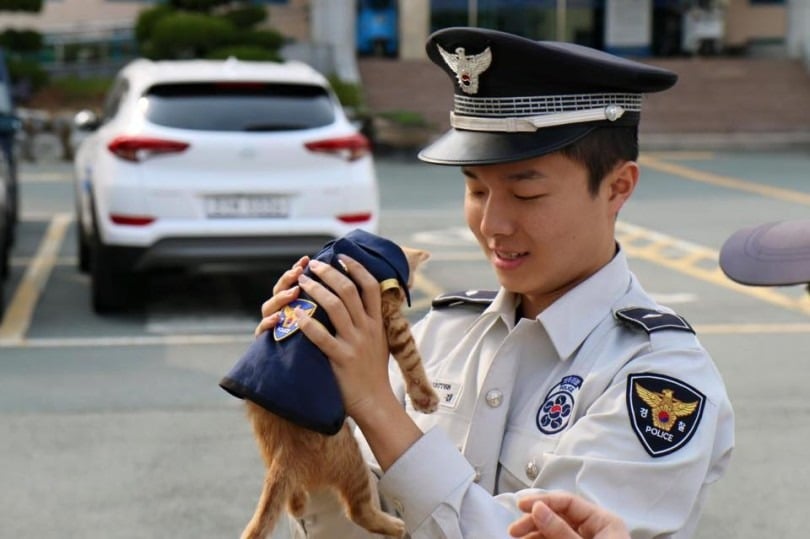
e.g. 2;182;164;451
450;104;626;132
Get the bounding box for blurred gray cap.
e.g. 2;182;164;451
719;219;810;286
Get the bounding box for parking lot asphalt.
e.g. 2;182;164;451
2;150;810;537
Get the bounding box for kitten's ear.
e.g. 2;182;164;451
402;246;431;268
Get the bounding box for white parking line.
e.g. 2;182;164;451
1;333;255;349
0;213;72;344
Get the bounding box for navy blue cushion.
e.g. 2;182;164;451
220;229;410;435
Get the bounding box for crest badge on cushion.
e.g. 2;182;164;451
627;373;705;457
437;44;492;95
274;298;317;341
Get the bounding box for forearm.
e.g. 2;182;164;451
377;427;524;539
352;390;423;471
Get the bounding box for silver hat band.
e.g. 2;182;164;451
450;105;629;132
454;92;643;117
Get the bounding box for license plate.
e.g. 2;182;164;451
205;195;289;218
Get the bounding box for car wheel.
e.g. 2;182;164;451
76;206;90;274
0;231;8;319
90;240;131;314
0;226;8;280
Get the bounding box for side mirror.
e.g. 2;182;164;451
74;109;101;132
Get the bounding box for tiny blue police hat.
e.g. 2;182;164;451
418;27;678;165
219;229;411;435
720;219;810;286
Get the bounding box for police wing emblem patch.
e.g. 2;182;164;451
273;298;317;341
437;44;492;95
627;373;705;457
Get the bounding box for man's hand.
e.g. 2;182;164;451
509;492;629;539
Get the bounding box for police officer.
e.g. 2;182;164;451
257;27;734;539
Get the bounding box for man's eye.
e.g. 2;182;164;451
515;194;545;200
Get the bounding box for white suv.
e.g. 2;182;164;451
74;58;379;313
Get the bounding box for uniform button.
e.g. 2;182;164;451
485;389;503;408
473;467;482;483
525;459;539;481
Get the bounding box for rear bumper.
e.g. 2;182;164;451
105;235;336;273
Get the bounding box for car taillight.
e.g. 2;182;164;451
304;134;371;161
108;136;189;162
109;214;155;226
337;212;372;224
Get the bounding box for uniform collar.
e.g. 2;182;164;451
536;247;632;361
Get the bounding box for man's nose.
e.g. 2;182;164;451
479;197;515;237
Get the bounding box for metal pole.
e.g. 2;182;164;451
556;0;567;41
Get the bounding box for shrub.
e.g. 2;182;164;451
222;5;267;29
148;12;236;59
376;110;432;128
244;29;285;51
0;29;43;53
207;45;281;62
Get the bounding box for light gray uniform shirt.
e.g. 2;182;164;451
294;249;734;539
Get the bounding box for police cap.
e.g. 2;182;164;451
219;229;412;435
418;27;678;166
720;219;810;286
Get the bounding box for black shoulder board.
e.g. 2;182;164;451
615;307;694;334
432;290;497;309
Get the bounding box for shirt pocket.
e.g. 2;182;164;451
498;427;557;490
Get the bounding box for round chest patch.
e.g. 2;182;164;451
536;375;583;435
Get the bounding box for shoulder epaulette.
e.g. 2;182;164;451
615;307;694;334
431;289;497;309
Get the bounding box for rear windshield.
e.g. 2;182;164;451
142;82;336;131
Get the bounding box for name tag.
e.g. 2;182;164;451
432;380;462;409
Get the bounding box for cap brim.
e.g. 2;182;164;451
719;219;810;286
418;124;598;165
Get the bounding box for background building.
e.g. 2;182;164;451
0;0;803;77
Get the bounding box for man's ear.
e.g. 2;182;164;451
606;160;639;213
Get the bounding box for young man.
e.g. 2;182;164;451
257;27;734;538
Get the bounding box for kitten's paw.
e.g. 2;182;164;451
411;389;440;414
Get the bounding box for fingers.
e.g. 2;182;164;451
254;311;281;337
514;492;629;539
532;492;595;530
270;256;309;297
256;285;300;336
255;257;308;336
334;254;382;320
509;502;581;539
302;255;380;328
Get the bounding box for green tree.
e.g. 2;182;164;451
0;1;46;101
135;0;285;61
0;0;43;11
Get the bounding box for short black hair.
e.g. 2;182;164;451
559;126;639;196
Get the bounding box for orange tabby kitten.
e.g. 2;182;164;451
240;247;438;539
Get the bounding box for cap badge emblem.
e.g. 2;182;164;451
437;44;492;95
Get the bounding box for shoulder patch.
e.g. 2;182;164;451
431;289;496;309
627;373;706;458
615;307;694;334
